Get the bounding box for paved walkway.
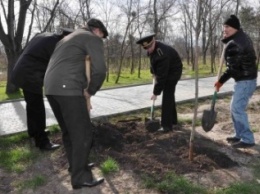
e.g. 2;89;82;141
1;76;260;136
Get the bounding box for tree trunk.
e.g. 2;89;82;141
130;35;135;74
189;0;203;161
5;51;20;93
138;46;142;78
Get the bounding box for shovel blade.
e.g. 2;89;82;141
145;117;160;132
201;109;217;132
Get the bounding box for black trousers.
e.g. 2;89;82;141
46;95;93;186
161;80;179;128
23;89;49;147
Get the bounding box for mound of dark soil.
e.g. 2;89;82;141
92;119;238;180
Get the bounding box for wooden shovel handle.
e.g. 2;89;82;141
151;99;155;119
85;55;91;112
211;91;217;110
217;44;226;79
150;77;157;119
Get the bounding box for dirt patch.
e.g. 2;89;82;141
2;89;260;194
93;121;238;176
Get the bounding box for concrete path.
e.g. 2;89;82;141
1;76;260;136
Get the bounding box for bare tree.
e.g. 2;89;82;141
180;4;194;68
0;0;33;93
240;5;260;68
180;2;196;70
148;0;177;39
201;0;210;65
34;0;61;32
78;0;92;21
182;0;204;161
94;0;114;82
26;0;37;45
0;0;61;93
207;0;233;73
114;0;137;84
235;0;240;15
135;1;151;78
190;0;204;161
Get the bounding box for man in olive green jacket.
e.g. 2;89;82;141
44;18;108;189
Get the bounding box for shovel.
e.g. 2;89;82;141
201;44;226;132
145;99;160;132
145;78;160;132
201;91;218;132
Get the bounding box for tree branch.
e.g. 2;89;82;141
42;0;60;32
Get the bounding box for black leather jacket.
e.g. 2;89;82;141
11;33;64;94
149;41;183;95
219;29;257;84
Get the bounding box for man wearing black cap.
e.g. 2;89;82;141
44;18;107;189
215;15;257;148
11;28;73;151
136;34;183;132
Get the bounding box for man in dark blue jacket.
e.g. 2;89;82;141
11;28;73;151
136;34;183;132
215;15;257;148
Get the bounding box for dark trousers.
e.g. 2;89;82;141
161;80;178;128
46;95;93;186
23;89;49;147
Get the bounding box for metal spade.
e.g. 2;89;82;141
201;91;218;132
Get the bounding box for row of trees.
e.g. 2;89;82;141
0;0;260;94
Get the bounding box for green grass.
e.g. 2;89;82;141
100;157;119;175
0;132;41;173
143;172;207;194
0;132;28;147
178;117;201;126
142;171;260;194
251;127;259;133
16;175;47;191
215;182;260;194
103;69;153;88
183;63;217;78
47;124;61;134
0;145;40;173
0;82;23;101
252;163;260;179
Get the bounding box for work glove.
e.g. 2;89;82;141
214;81;223;92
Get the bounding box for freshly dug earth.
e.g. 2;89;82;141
2;89;260;194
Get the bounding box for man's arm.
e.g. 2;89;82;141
84;55;92;112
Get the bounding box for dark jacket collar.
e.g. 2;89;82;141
221;29;243;44
147;41;158;56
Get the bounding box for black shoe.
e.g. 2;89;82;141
39;142;60;151
232;141;255;148
226;137;240;143
157;127;171;132
88;163;95;168
72;178;104;189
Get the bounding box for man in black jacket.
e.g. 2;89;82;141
215;15;257;148
136;34;183;132
11;28;73;151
